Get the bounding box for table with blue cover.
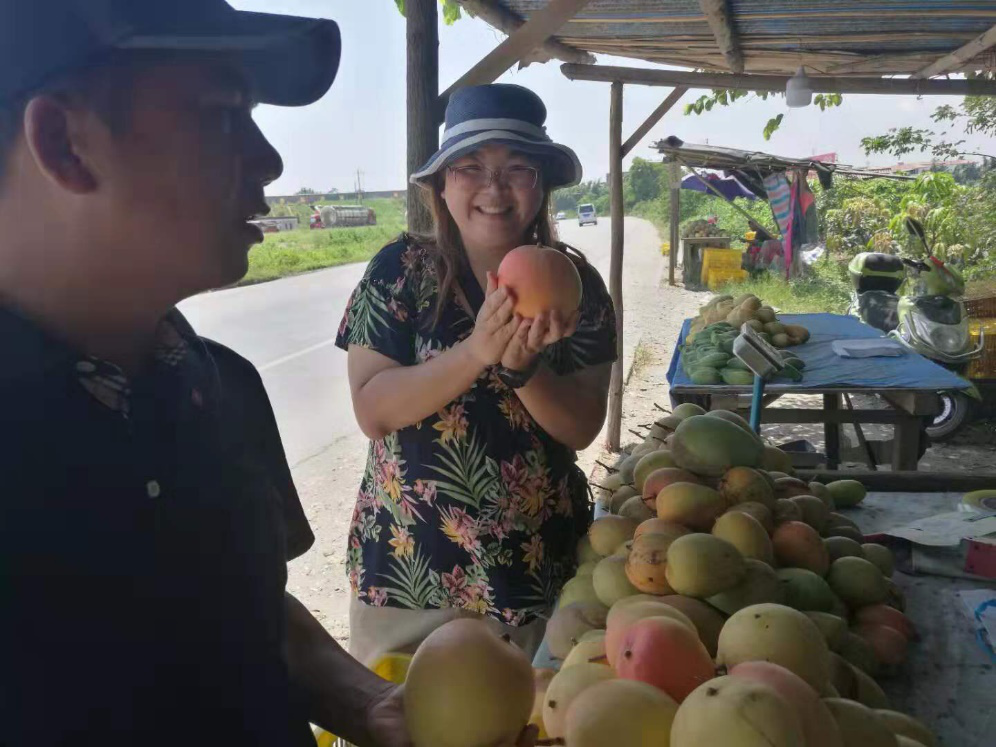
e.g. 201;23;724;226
667;313;972;470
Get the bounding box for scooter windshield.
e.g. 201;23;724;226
912;296;962;325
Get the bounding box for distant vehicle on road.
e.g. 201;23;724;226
555;211;567;220
577;203;597;227
310;204;377;229
249;216;299;233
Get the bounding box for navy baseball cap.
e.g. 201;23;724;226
0;0;341;107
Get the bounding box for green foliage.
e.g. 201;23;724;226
243;198;407;285
394;0;462;24
683;88;841;139
628;157;663;202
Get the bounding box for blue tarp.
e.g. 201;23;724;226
667;313;972;392
680;172;758;201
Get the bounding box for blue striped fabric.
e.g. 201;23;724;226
764;172;792;236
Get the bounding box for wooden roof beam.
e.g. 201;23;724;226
442;0;594;100
455;0;595;67
914;23;996;78
621;87;687;157
561;64;996;96
698;0;744;73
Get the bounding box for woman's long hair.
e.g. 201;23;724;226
412;169;588;324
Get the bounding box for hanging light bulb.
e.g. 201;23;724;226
786;66;813;108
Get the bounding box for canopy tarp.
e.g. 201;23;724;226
681;171;758;200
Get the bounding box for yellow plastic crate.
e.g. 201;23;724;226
660;241;670;256
706;268;747;290
967;318;996;379
313;653;413;746
701;248;744;277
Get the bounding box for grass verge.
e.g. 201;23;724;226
716;259;852;314
241;224;403;285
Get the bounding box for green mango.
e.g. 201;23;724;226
725;357;751;371
698;352;731;368
720;368;755;386
690;367;722;385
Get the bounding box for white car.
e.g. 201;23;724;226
555;211;567;220
577;203;597;226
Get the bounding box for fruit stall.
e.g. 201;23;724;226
667;294;976;471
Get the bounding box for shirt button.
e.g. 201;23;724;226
146;480;162;499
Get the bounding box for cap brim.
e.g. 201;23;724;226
117;10;341;107
411;133;583;189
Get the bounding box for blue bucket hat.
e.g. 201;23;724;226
411;84;582;188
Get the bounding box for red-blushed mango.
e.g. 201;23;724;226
729;661;844;747
853;604;918;642
656;595;726;657
851;623;909;668
716;603;831;692
772;521;830;575
404;618;534;747
671;675;805;747
604;598;695;667
563;679;678;747
614;616;716;703
641;467;702;508
497;244;582;320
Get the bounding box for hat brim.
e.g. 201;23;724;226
411;131;583;189
117;10;341;107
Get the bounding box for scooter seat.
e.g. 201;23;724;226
857;291;899;333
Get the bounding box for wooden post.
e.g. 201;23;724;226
668;161;680;286
407;0;439;235
606;81;625;452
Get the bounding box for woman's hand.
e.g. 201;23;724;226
465;272;520;367
501;308;581;371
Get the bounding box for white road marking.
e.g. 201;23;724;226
258;338;339;373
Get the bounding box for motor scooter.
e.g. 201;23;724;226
847;218;983;439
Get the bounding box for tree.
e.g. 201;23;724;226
394;0;462;24
295;187;318;195
628;157;664;202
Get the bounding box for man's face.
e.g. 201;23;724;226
92;59;282;294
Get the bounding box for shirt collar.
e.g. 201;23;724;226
0;305;217;416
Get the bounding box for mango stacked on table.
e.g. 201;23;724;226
531;405;930;746
683;294;811;386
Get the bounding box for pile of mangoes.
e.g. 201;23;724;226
531;406;931;747
689;293;811;348
681;321;805;385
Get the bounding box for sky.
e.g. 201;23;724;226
232;0;992;195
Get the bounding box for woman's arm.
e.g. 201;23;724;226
513;362;612;450
348;274;518;440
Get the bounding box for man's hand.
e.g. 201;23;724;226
364;685;538;747
500;309;580;372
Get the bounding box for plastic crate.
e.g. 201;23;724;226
313;653;413;746
965;294;996;319
706;268;747;290
967;319;996;379
701;248;744;275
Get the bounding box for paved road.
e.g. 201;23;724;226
180;217;663;467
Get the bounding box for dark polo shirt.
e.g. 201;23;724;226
0;307;316;746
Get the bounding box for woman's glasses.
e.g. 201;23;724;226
447;164;540;190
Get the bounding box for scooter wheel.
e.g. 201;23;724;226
926;392;972;441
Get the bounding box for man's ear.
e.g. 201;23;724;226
22;96;99;194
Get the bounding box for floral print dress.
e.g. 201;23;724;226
335;237;617;626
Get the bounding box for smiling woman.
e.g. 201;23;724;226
334;83;617;669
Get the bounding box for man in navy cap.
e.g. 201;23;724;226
0;2;408;744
